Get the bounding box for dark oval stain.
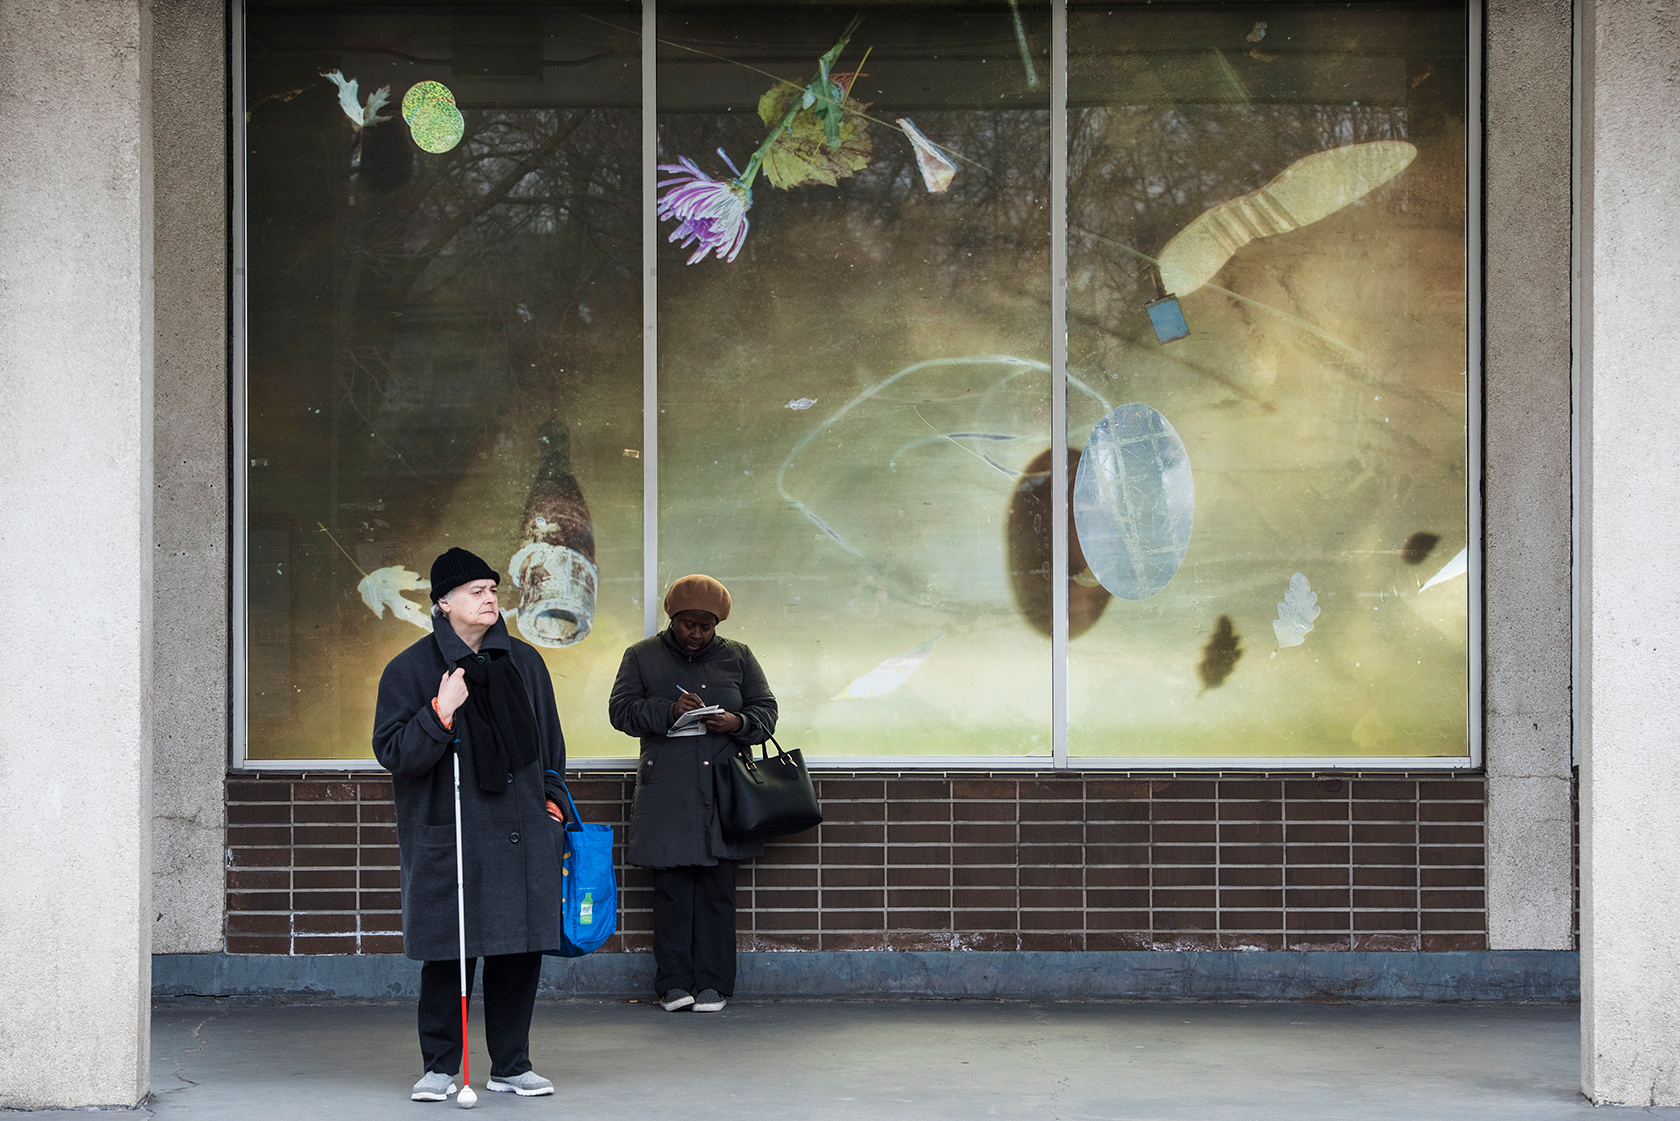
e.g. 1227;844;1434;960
1006;447;1111;639
1198;615;1242;693
1402;531;1440;565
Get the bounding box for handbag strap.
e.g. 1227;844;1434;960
545;770;584;830
734;733;783;770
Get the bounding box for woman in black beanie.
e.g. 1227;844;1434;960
372;547;569;1103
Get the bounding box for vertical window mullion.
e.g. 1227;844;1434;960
642;0;659;638
1051;0;1070;770
232;0;251;768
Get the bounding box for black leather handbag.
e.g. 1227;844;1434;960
716;735;823;842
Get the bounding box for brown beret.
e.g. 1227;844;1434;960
663;574;731;622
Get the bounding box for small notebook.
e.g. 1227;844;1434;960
666;704;725;737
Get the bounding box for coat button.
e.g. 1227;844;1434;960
507;774;514;784
703;760;710;766
509;832;521;844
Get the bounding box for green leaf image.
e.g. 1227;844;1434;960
755;83;872;190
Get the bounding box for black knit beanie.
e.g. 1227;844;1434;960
429;547;500;603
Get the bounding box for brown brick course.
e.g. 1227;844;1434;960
223;771;1488;955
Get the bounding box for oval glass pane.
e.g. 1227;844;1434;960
1073;403;1194;600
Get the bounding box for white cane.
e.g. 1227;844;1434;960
452;749;478;1109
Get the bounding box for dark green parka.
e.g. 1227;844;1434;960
609;630;778;868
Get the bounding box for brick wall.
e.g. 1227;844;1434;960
224;772;1486;955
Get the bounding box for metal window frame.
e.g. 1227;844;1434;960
1570;0;1582;770
231;0;251;771
230;0;1484;774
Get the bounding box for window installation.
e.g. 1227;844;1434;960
236;0;1476;769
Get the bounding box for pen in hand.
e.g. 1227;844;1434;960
668;688;742;734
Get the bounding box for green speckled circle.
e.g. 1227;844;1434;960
409;105;464;153
401;81;454;122
402;81;464;153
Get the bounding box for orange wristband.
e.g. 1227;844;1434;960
431;697;453;730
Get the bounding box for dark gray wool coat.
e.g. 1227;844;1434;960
609;630;778;868
372;613;567;962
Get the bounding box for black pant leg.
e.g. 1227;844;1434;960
693;859;739;996
419;957;478;1076
481;951;543;1078
651;865;697;995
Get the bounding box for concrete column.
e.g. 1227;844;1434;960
0;0;156;1110
151;0;228;957
1580;0;1680;1106
1482;1;1575;951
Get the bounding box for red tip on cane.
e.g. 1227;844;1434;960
460;993;470;1086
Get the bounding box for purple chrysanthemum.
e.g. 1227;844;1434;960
656;151;753;264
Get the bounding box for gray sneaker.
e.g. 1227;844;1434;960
692;988;728;1012
659;988;695;1011
486;1071;554;1097
411;1072;456;1102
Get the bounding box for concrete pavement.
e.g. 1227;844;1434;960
25;1000;1680;1119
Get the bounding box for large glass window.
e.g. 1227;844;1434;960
241;3;643;761
655;2;1054;760
237;0;1474;768
1063;3;1471;761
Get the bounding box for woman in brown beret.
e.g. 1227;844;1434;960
608;575;777;1013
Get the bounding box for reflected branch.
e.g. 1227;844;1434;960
388;115;588;297
1045;294;1276;413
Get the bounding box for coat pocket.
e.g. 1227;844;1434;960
417;822;457;849
403;828;460;950
636;745;662;787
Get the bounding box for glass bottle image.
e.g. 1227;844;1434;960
510;421;598;647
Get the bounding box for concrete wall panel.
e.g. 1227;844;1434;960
1481;0;1576;952
0;0;156;1107
1580;0;1680;1105
151;0;229;956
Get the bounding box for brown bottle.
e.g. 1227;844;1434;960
510;421;597;647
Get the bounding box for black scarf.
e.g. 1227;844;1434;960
455;651;539;793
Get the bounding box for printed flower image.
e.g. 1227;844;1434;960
659;18;927;265
657;152;754;264
655;17;965;265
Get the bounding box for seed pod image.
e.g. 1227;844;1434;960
1197;615;1243;693
510;421;598;647
1156;141;1418;296
1401;531;1440;565
1006;447;1112;639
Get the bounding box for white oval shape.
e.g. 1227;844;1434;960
1073;403;1194;600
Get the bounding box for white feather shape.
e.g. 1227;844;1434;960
358;565;432;631
1419;546;1468;592
322;69;392;130
1273;572;1321;648
834;632;943;700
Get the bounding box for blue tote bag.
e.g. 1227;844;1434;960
543;777;618;958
